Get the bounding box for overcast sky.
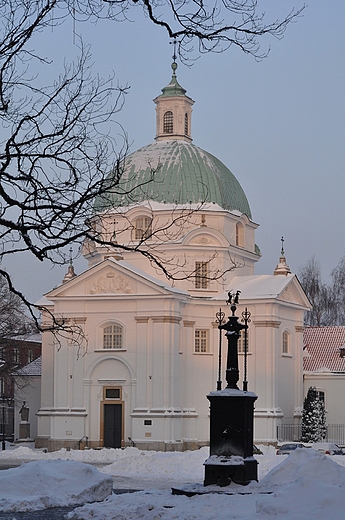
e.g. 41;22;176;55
2;1;345;304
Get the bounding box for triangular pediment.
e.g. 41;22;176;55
47;259;188;299
276;276;311;309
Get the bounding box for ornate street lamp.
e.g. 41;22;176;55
204;291;258;486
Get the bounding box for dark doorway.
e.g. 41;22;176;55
103;403;122;448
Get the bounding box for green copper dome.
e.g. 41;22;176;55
95;140;251;218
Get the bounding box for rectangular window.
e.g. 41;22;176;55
13;348;19;363
105;388;121;399
195;262;208;289
238;330;249;353
28;350;33;364
195;329;208;353
135;217;152;240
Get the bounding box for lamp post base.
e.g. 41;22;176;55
204;455;258;486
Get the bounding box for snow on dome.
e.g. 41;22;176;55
94;140;251;218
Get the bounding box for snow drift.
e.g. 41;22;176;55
0;459;113;512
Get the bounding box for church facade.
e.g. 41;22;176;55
36;63;310;451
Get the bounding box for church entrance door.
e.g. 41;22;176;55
103;403;122;448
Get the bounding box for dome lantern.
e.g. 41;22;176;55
153;62;194;143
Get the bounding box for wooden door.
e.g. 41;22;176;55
103;403;122;448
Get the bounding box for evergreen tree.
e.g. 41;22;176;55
301;387;327;443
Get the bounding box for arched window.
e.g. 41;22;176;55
236;222;244;247
134;217;152;240
184;113;189;135
282;331;290;354
163;111;173;133
103;325;123;349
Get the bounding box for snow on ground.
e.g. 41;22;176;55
1;444;345;518
0;459;113;513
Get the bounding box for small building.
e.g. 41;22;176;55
303;326;345;426
0;334;41;442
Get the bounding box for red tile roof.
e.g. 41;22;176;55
303;327;345;373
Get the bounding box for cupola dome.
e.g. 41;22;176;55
94;63;251;219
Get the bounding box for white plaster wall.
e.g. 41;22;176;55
304;373;345;426
36;254;307;448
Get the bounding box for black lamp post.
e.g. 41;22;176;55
1;389;5;451
204;291;258;486
241;308;251;392
0;360;5;451
215;309;225;391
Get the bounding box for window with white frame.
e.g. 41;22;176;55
195;261;208;289
134;217;152;240
103;325;123;349
238;330;249;353
195;329;208;353
282;330;290;354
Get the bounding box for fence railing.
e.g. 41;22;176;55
277;424;345;446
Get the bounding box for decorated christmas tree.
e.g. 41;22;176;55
301;387;327;442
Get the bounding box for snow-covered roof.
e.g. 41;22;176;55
16;356;42;376
11;332;42;344
218;274;294;300
35;295;54;307
303;327;345;373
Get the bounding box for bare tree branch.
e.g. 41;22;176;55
0;0;303;339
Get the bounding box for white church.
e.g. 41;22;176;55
35;62;310;451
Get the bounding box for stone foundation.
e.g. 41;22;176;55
35;437;209;452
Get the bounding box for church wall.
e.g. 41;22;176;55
274;306;304;426
40;330;55;410
94;207;259;295
36;265;307;450
233;300;305;443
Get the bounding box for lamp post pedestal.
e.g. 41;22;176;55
204;388;257;486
